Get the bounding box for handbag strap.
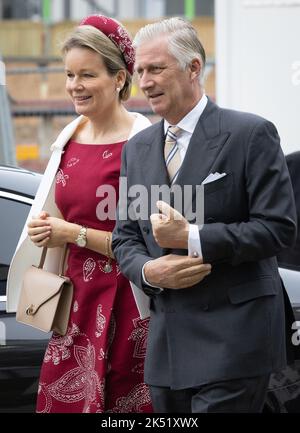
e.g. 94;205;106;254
38;246;68;276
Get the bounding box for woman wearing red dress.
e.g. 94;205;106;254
26;15;153;413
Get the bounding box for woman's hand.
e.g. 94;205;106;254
27;211;51;247
28;211;115;256
28;211;76;248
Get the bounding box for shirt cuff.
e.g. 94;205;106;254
142;260;164;291
188;224;202;258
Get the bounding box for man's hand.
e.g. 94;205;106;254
150;200;189;249
144;254;211;289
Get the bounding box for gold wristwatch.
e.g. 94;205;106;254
75;226;87;247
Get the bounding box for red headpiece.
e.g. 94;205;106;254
80;14;135;75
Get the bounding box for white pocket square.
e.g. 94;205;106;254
202;172;227;185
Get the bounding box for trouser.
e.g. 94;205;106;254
149;374;271;413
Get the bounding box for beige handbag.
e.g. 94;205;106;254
16;246;73;336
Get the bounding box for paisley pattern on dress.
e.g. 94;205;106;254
67;157;80;168
43;323;80;366
83;258;96;282
55;169;69;187
107;383;152;413
102;149;113;159
129;317;149;358
37;340;105;413
36;140;152;413
128;317;149;375
95;304;106;338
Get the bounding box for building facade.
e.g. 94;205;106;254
0;0;214;21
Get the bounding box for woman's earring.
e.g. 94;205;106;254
116;87;121;93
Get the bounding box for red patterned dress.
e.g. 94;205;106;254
36;140;152;413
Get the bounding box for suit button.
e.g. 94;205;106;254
143;227;150;234
206;217;216;223
202;304;209;311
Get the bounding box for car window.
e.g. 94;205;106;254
0;197;31;296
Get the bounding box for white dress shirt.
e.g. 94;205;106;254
142;94;208;288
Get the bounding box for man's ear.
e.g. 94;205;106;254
189;58;202;81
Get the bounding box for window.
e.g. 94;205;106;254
2;0;41;19
166;0;214;17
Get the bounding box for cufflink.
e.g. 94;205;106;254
192;252;199;258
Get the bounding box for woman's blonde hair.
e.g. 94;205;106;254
61;25;132;101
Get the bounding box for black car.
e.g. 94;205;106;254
265;151;300;412
0;164;300;413
0;165;48;413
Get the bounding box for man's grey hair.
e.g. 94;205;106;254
133;17;206;85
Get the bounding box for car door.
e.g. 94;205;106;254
0;190;48;413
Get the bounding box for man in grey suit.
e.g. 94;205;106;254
112;17;297;412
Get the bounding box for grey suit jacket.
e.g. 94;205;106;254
112;99;297;389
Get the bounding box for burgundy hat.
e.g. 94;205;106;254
80;14;135;75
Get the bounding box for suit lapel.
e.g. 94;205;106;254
139;120;169;188
133;121;167;256
136;101;230;224
176;99;230;188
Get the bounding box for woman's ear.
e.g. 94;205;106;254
115;69;126;91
